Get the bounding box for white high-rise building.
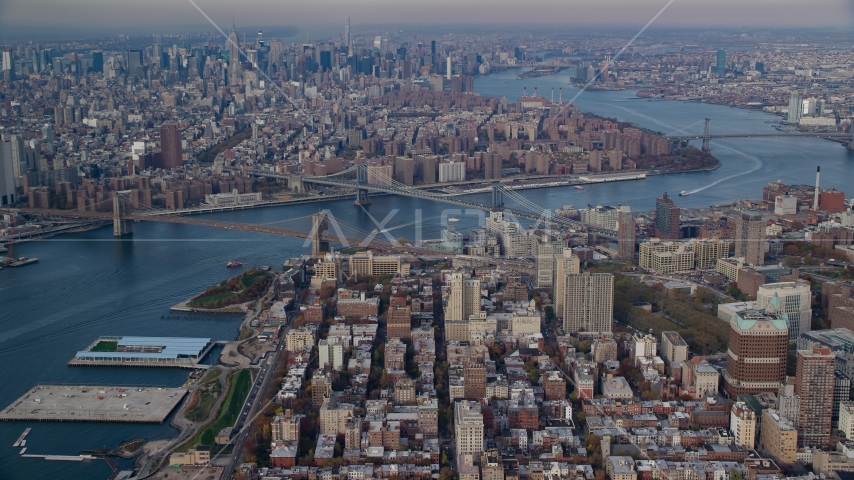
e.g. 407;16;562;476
318;337;344;371
485;210;529;256
454;401;484;456
787;91;802;124
446;272;482;342
533;235;567;289
438;162;465;182
553;248;580;324
731;401;757;449
756;282;812;341
2;49;13;74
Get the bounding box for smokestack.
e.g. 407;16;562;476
559;87;562;104
523;87;527;97
534;87;538;98
813;166;821;211
551;88;554;104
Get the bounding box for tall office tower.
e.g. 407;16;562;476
226;24;241;85
617;210;636;259
454;401;484;456
4;134;25;188
654;192;681;239
558;272;614;334
788;91;802;124
756;282;811;341
796;347;835;447
92;52;103;73
533;235;566;289
446;56;452;80
160;124;183;169
0;135;17;206
2;49;13;75
31;50;40;73
722;301;788;397
735;211;765;266
553;248;580;320
716;49;726;76
344;17;350;55
730;401;757;449
127;49;143;76
446;272;481;342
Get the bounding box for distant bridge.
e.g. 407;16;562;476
663;118;854;152
236;165;618;236
665;131;852;140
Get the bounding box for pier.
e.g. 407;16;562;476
68;336;215;369
0;385;187;423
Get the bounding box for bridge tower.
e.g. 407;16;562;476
491;184;504;210
354;164;371;206
289;176;306;193
112;190;134;237
849;126;854;151
311;212;330;257
702;118;711;153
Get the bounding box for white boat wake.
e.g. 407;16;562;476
607;104;765;198
679;143;763;196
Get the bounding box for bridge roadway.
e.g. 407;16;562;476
3;207;545;264
238;169;619;235
665;131;851;140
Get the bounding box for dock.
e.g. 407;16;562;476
0;385;187;423
12;427;31;447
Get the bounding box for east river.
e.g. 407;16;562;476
1;66;853;480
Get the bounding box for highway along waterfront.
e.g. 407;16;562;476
2;71;854;480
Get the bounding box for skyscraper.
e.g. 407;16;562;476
534;235;566;289
788;91;802;124
454;401;484;457
160;124;183;169
127;49;143;76
756;282;811;341
2;49;13;75
716;49;726;76
617;210;636;259
796;347;835;447
446;272;481;342
344;17;351;56
226;24;241;85
0;135;17;206
654;192;680;240
92;52;103;73
554;260;613;334
553;248;580;320
735;211;765;266
723;297;789;397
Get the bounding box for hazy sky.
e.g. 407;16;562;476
1;0;853;31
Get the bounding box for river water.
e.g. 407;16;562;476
2;66;853;480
